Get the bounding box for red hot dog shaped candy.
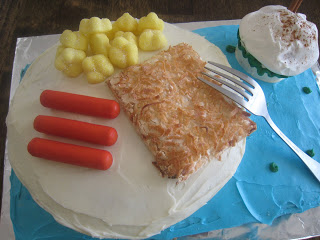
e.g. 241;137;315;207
28;138;113;170
34;115;118;146
40;90;120;119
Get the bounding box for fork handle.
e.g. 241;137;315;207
264;114;320;182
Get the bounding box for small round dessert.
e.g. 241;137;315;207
236;5;319;83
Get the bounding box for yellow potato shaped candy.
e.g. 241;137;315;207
109;37;138;69
60;30;88;51
114;12;138;32
106;23;119;40
55;47;86;77
137;12;164;33
114;31;138;46
55;45;65;58
138;29;167;51
82;55;114;84
79;17;112;35
89;33;110;55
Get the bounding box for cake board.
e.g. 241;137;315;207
1;20;320;240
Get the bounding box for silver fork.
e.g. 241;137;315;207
198;61;320;183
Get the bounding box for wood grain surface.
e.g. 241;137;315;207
1;0;320;238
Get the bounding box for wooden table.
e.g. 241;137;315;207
1;0;320;239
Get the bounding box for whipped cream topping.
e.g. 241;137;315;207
6;23;246;239
239;5;319;76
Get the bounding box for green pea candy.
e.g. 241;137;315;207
269;162;278;173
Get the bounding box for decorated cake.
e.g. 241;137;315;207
6;11;320;240
7;13;255;239
236;5;319;83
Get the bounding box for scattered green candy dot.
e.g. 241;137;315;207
226;45;236;53
269;162;278;172
302;87;312;94
306;149;315;157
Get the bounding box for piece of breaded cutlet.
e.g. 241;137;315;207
107;43;256;181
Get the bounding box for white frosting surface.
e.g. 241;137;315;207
6;23;246;239
239;5;319;76
235;47;285;83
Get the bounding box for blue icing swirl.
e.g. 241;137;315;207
20;63;31;81
10;25;320;239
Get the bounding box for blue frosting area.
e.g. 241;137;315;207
10;171;96;240
10;25;320;239
20;63;31;80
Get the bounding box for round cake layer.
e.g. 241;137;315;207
6;23;245;239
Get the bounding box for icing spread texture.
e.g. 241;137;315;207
236;30;288;79
9;25;320;240
239;5;319;76
7;23;244;239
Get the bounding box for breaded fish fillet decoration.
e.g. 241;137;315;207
108;43;256;181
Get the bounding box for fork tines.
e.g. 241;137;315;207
197;61;259;110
